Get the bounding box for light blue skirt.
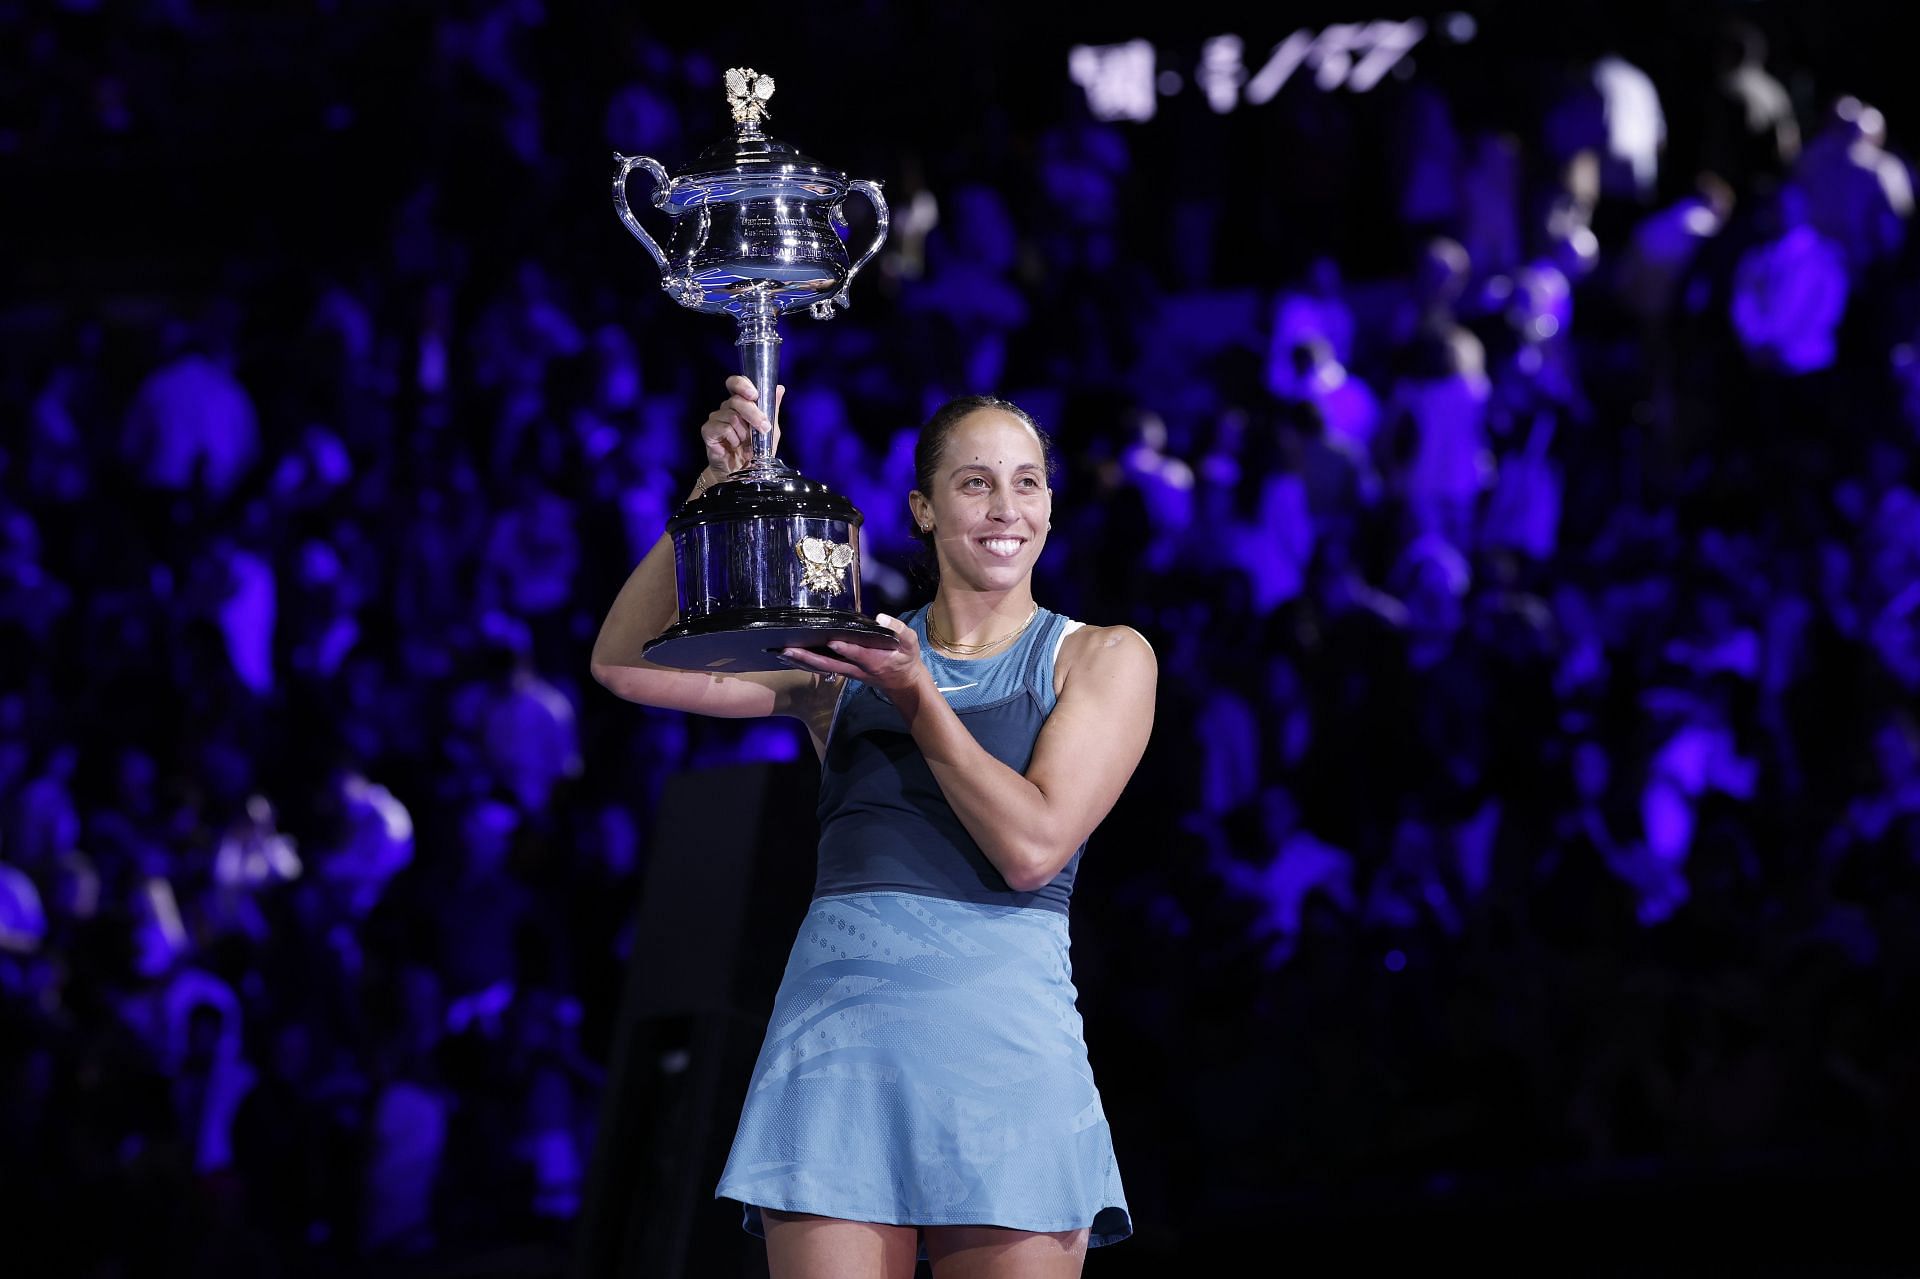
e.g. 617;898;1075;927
715;891;1132;1247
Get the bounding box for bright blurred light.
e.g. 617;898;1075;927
1595;55;1666;196
1312;23;1360;91
1235;20;1426;105
1346;19;1425;92
1074;20;1431;118
1245;30;1314;105
1198;35;1244;114
1068;40;1157;122
1442;11;1476;42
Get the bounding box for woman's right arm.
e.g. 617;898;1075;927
589;377;834;731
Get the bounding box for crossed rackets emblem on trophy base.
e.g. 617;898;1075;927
797;536;856;593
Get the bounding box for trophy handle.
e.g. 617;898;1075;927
612;152;672;272
811;179;889;319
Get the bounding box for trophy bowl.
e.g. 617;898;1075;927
612;67;898;672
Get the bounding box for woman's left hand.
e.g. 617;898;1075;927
780;614;925;693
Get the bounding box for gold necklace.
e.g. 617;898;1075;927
927;602;1039;656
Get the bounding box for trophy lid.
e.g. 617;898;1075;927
669;469;864;530
662;67;850;210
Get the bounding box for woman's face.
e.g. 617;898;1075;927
911;409;1052;593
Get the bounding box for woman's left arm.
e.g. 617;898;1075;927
784;619;1158;891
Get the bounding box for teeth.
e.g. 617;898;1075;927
982;538;1022;556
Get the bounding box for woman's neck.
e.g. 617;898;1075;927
928;589;1037;654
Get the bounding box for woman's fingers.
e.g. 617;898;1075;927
701;410;748;467
704;379;784;471
733;380;783;432
727;393;771;433
779;646;866;680
874;613;918;658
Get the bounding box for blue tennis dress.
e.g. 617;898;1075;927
714;605;1132;1248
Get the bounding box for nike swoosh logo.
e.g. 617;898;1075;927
936;682;978;693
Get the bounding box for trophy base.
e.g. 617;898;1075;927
643;608;900;673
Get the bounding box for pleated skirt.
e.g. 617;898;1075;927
715;890;1131;1247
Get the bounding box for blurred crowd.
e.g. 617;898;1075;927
4;2;1920;1274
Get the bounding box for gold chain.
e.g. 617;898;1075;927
927;602;1039;656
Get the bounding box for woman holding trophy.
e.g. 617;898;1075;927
590;374;1156;1277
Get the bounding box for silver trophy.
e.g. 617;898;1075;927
613;67;897;671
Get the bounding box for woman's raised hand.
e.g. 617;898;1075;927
700;375;784;477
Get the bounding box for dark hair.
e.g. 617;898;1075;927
909;395;1058;563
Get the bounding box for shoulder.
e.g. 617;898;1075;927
1054;621;1157;696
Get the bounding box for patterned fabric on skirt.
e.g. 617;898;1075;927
715;891;1131;1247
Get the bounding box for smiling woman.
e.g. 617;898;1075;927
589;376;1157;1279
904;394;1056;595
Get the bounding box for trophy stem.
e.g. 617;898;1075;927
734;289;789;478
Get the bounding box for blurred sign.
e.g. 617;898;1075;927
1070;16;1470;122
